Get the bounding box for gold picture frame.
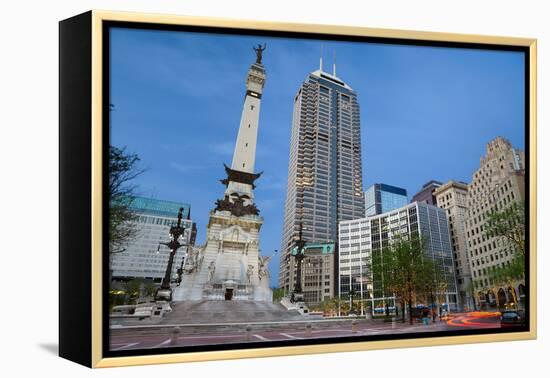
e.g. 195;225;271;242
59;9;537;368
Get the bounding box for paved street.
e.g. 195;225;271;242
110;312;501;351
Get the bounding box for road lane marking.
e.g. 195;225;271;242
176;335;237;339
253;334;269;341
111;342;139;351
280;332;300;339
152;339;172;348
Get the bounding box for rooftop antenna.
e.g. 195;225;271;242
320;44;324;72
333;50;337;76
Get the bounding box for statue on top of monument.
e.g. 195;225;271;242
253;43;266;64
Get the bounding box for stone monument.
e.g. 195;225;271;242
173;45;272;302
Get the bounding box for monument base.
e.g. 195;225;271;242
154;288;172;302
173;209;274;303
280;296;310;315
153;300;172;315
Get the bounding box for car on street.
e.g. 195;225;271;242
500;309;526;327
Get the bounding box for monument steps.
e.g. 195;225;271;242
160;300;305;325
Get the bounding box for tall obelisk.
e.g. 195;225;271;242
231;45;266;174
173;45;272;302
222;43;266;206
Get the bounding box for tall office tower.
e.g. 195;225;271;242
365;183;408;216
279;62;364;298
465;137;526;309
339;202;459;314
110;197;195;281
411;180;443;205
434;180;474;310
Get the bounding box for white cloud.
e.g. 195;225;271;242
208;142;234;156
170;162;205;173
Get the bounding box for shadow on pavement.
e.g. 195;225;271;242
38;343;58;356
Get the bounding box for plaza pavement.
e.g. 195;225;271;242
110;312;501;351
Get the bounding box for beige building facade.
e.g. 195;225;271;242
434;181;474;310
465;137;526;310
281;243;335;306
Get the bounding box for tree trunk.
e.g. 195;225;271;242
431;292;436;321
408;291;413;325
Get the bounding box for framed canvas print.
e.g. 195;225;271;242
59;10;537;368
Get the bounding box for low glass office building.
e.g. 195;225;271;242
339;201;459;314
110;196;196;281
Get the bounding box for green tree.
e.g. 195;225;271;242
142;281;158;299
371;244;404;320
374;234;428;324
487;256;524;300
484;200;526;290
484;201;525;257
309;297;347;316
108;289;126;309
122;278;143;304
272;287;285;303
418;257;447;318
109;146;145;254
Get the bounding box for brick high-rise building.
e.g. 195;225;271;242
411;180;442;206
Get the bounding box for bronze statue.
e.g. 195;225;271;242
214;193;260;217
253;43;266;64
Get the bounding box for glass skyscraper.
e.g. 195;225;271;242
110;197;196;281
279;65;364;296
364;183;408;216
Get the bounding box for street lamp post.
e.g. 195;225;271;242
155;207;187;302
470;280;478;311
360;294;364;316
291;223;307;303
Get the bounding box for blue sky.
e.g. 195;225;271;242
110;27;525;288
